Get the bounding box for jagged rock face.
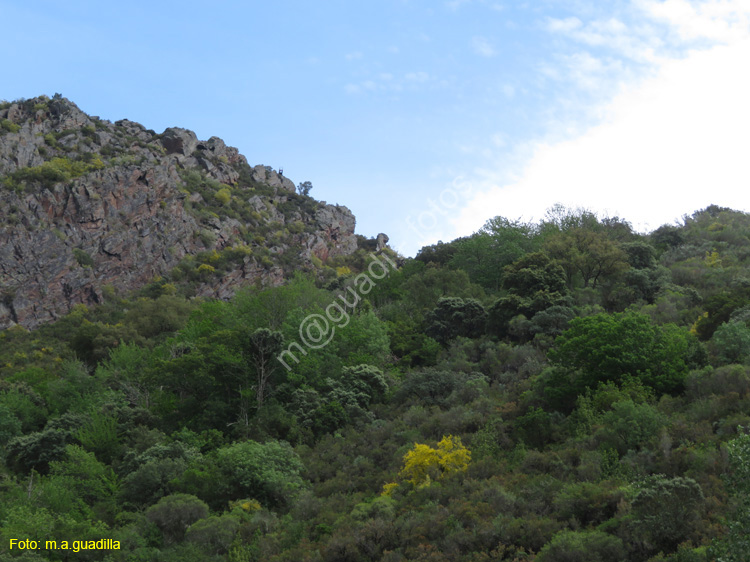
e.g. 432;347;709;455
0;96;360;329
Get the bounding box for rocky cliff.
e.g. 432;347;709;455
0;95;366;330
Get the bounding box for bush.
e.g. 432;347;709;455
214;187;231;205
185;514;239;555
1;118;21;133
72;248;94;268
214;440;307;509
596;400;666;455
4;156;105;190
145;493;209;545
709;320;750;365
537;529;626;562
631;475;705;553
425;297;487;345
398;368;458;407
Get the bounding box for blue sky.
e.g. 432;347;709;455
2;0;749;255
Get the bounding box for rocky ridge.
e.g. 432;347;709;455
0;95;374;330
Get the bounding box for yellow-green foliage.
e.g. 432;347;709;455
381;482;399;497
399;435;471;487
1;119;20;133
288;220;305;234
690;311;709;336
215;187;231;205
231;498;262;513
336;266;352;277
197;263;215;275
4;156;105;190
160;283;177;296
200;250;221;264
705;250;722;268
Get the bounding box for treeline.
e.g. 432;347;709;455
2;204;750;561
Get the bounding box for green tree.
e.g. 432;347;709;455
75;411;120;465
488;252;570;339
425;297;487;345
548;311;701;399
6;428;70;474
449;216;538;290
185;514;240;555
537;529;626;562
0;402;22;448
48;444;118;508
244;328;284;409
709;321;750;365
544;228;629;289
597;400;666;455
215;439;307;509
398;368;458;407
145;493;209;545
119;440;201;508
710;432;750;561
631;476;705;553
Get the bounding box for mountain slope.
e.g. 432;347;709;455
0;95;365;329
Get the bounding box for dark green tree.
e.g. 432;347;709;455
488;252;570;339
145;493;209;545
424;297;487;345
537;529;626;562
631;476;705;554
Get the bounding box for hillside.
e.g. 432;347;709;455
3;98;750;562
0;95;370;330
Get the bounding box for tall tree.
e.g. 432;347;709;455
244;328;284;410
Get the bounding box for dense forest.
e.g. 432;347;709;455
2;199;750;561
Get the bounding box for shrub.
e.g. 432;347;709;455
537;529;626;562
631;475;705;553
1;119;20;134
185;514;239;555
4;157;105;190
145;493;209;545
399;435;471;487
214;187;231;205
214;440;307;509
709;320;750;365
72;248;94;267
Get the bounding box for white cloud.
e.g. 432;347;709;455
642;0;750;43
453;1;750;237
547;14;663;63
472;36;497;57
548;16;583;34
345;51;363;61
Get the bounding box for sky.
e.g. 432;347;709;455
1;0;749;256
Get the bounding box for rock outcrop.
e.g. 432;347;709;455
0;95;372;330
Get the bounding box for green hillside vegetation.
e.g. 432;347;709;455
2;204;750;561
